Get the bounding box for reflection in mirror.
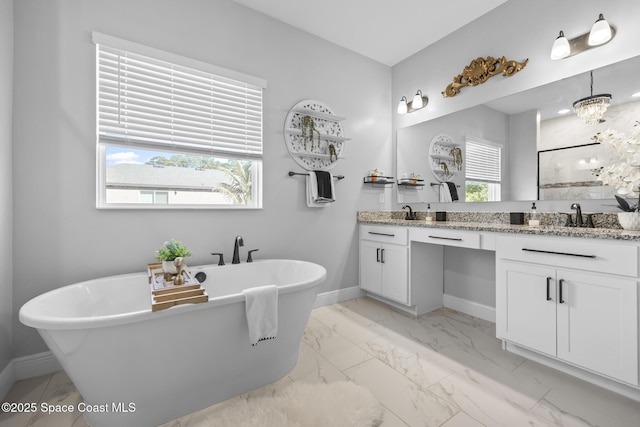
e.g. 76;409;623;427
536;97;640;200
396;104;536;203
396;55;640;203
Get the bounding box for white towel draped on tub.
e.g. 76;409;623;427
242;285;278;346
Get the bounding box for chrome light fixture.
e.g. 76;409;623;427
397;90;428;114
550;13;615;60
573;71;612;125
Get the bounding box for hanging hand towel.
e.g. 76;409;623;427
307;171;335;207
242;285;278;346
446;182;459;201
439;182;452;202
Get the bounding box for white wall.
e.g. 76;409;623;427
392;0;640;309
507;110;538;201
11;0;391;358
0;0;13;372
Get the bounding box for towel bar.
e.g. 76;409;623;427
430;182;460;187
289;171;345;180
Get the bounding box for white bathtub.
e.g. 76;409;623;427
19;259;327;427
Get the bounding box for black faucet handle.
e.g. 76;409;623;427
211;252;225;266
565;213;574;227
247;249;259;263
586;214;595;228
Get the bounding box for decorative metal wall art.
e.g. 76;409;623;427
442;56;529;98
428;134;459;182
284;100;349;171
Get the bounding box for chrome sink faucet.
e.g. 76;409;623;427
232;236;244;264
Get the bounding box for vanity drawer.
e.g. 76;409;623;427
496;235;639;277
410;227;481;249
360;224;408;246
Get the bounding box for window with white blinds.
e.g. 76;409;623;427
465;138;502;202
465;139;502;183
93;32;266;208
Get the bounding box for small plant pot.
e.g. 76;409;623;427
617;212;640;230
162;260;178;274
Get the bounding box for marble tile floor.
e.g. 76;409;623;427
2;297;639;426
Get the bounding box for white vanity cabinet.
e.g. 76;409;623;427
496;234;639;386
359;225;409;304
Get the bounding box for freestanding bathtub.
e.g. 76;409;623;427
19;259;327;427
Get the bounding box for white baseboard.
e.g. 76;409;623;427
443;294;496;323
314;286;364;308
314;288;496;322
0;351;61;398
13;351;61;380
0;360;15;400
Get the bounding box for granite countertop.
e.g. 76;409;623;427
358;211;640;241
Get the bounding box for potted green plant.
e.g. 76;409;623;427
156;239;193;273
301;115;321;151
450;147;463;171
614;194;640;230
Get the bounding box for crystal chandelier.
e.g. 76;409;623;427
573;71;612;125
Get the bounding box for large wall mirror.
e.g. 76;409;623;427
397;54;640;203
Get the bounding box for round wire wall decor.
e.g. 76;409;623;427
428;133;459;182
284;99;347;171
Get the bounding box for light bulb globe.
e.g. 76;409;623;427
588;14;612;46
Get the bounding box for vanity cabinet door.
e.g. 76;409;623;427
360;240;383;295
556;269;638;385
498;257;639;386
498;261;557;357
379;244;409;304
359;225;410;305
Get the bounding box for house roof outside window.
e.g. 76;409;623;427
106;163;229;191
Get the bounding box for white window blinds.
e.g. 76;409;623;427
465;138;502;183
94;33;265;160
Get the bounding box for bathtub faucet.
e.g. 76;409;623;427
232;236;244;264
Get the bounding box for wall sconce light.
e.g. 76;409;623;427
397;90;428;114
550;13;615;60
